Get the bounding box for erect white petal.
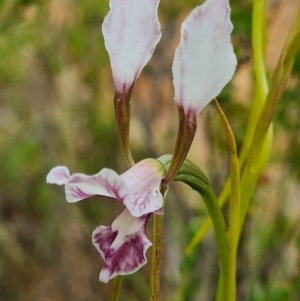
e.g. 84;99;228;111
46;166;70;185
47;167;132;205
121;158;165;217
172;0;237;116
92;214;151;283
102;0;161;93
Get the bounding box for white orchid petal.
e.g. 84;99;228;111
121;158;165;217
46;166;70;185
47;167;131;204
102;0;161;93
172;0;237;116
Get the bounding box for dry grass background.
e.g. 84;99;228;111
0;0;300;300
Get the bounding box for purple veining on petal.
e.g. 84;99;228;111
46;166;70;185
63;169;131;204
92;226;118;261
121;159;165;217
98;215;151;283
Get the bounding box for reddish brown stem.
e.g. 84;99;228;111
163;107;197;184
114;87;135;167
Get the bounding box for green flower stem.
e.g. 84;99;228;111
238;0;270;224
202;187;229;278
109;276;123;301
213;99;240;301
252;0;268;103
173;161;229;285
240;5;300;227
158;154;229;299
184;178;230;256
150;185;168;301
114;88;135;167
163;107;197;184
216;272;225;301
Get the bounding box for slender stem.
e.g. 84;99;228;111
214;99;240;301
184;179;230;256
216;272;225;301
109;276;123;301
114;88;135;167
163;107;196;184
201;188;229;276
174;162;229;298
150;185;168;301
252;0;268;102
240;5;300;226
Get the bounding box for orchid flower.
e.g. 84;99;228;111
102;0;161;166
163;0;237;183
46;159;165;283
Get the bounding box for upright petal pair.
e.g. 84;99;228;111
103;0;237;183
104;0;236;116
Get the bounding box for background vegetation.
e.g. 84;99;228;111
0;0;300;300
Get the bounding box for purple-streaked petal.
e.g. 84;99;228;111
47;167;132;204
102;0;161;93
93;214;151;283
92;225;117;261
46;166;70;185
121;159;165;217
172;0;237;116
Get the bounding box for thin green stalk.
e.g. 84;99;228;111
184;177;230;256
252;0;268;103
238;0;270;228
240;6;300;226
172;158;229;276
149;185;168;301
216;272;225;301
214;99;240;301
226;153;240;301
202;187;229;275
174;163;229;299
109;276;123;301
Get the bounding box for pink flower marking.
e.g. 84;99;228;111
47;159;165;282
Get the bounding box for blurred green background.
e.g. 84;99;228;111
0;0;300;300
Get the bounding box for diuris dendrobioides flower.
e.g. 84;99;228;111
47;0;237;283
47;159;165;283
